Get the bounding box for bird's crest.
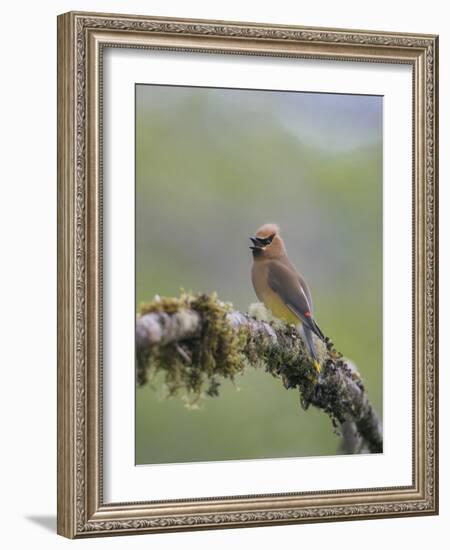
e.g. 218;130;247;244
255;223;280;239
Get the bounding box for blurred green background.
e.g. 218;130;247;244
135;84;383;464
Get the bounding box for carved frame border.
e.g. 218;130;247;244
57;11;438;538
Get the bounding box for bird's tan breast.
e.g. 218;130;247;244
251;261;267;302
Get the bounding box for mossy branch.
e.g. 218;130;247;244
136;292;382;454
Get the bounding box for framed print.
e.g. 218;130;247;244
57;11;439;538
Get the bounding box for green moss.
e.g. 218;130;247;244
140;294;190;315
138;292;249;402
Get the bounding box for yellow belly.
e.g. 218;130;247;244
252;261;301;326
263;290;300;325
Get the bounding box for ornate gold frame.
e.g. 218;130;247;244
57;11;439;538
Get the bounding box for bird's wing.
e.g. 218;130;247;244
267;261;325;341
298;272;313;314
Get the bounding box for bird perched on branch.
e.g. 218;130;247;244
250;223;325;373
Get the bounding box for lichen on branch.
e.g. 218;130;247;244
136;292;383;453
137;293;247;397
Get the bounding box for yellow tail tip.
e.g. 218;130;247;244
313;360;321;374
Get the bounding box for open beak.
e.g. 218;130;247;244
249;236;264;250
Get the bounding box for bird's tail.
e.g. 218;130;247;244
302;325;321;374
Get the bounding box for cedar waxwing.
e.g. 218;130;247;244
250;223;325;373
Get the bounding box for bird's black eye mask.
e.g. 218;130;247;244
249;233;275;250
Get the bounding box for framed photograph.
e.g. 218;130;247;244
57;11;439;538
